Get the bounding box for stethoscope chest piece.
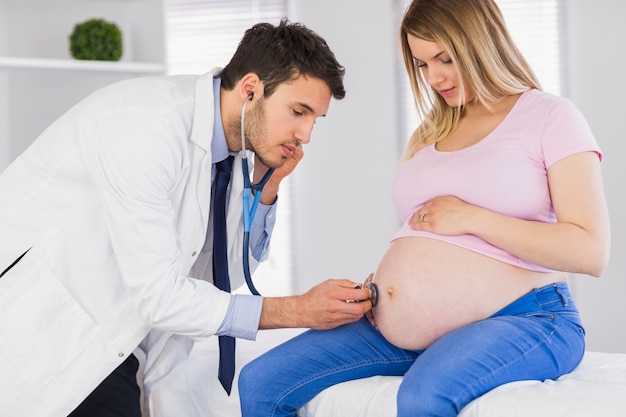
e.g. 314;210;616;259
366;282;378;307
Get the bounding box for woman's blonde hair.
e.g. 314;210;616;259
399;0;542;160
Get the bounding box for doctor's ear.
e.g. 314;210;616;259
239;72;262;101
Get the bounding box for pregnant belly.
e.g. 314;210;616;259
371;236;565;350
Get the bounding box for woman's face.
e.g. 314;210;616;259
407;35;473;107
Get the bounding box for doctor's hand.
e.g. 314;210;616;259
259;279;372;331
254;144;304;205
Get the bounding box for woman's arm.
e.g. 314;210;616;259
410;151;611;276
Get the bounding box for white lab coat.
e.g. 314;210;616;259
0;69;259;416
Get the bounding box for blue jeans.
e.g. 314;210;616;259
239;282;585;417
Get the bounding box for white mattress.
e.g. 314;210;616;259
145;329;626;417
300;350;626;417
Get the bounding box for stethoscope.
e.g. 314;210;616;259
239;93;273;296
236;93;380;306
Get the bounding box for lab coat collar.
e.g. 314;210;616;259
189;68;222;155
211;76;230;164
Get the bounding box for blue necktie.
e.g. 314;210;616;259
212;155;236;395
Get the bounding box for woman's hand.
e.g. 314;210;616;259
408;152;610;277
409;195;481;235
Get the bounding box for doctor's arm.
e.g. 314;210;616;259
248;143;303;260
253;143;303;205
258;280;372;330
249;203;277;262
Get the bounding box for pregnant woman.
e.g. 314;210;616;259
239;0;610;416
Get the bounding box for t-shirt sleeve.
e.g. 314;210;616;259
541;97;602;168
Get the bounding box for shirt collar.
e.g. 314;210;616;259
211;76;230;164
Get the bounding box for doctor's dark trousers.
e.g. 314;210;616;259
68;354;141;417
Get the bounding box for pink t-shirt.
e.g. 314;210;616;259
391;89;602;272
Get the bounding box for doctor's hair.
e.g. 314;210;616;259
220;18;345;100
399;0;541;160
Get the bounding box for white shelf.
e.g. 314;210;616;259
0;57;165;74
0;0;166;169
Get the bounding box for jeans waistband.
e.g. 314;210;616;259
491;282;579;318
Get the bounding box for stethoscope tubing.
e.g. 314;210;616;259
239;94;273;296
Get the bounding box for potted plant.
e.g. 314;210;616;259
69;18;123;61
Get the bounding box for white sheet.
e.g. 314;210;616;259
145;329;626;417
299;351;626;417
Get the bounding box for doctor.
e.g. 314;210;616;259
0;19;372;417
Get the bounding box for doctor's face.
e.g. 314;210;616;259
242;75;332;169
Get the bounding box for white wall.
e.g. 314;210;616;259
287;0;626;353
0;1;8;169
565;0;626;353
287;0;401;293
0;0;165;162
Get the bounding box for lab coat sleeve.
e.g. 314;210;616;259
81;107;230;340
